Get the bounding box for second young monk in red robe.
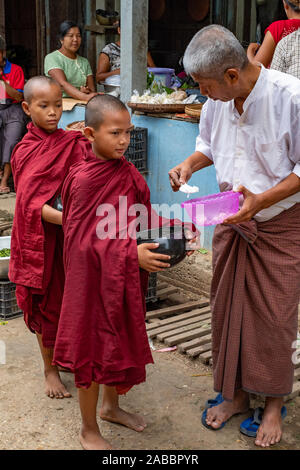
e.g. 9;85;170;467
53;94;197;450
9;76;85;399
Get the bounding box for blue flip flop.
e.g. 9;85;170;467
201;393;226;431
204;392;224;409
240;406;287;438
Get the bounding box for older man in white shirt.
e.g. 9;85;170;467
169;25;300;448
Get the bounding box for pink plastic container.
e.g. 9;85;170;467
181;191;241;226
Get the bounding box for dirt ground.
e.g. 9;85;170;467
0;314;300;451
0;198;300;450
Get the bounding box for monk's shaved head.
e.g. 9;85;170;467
85;94;128;129
24;76;62;103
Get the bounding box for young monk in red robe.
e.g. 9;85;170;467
9;76;86;399
53;94;197;450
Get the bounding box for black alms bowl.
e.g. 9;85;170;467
136;226;186;267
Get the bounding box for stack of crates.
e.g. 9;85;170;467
125;127;148;173
146;272;157;304
0;280;22;320
0;276;156;315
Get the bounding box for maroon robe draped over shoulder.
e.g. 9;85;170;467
53;145;158;392
9;122;85;348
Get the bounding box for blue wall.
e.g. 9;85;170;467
60;107;219;249
59;106;85;130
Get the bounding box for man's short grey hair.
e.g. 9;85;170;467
183;25;248;80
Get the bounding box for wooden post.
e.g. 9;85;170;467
86;0;97;73
105;0;115;11
0;0;5;38
35;0;46;75
120;0;148;105
235;0;245;42
45;0;51;55
105;0;116;44
250;0;257;43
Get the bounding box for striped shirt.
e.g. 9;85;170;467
271;29;300;79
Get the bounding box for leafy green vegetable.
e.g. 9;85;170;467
0;248;10;257
150;80;164;94
147;72;155;88
198;248;208;255
163;86;174;94
181;82;189;91
147;74;175;95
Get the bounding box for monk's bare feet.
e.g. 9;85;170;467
45;367;72;399
205;390;250;429
255;397;285;448
100;406;147;432
80;425;113;450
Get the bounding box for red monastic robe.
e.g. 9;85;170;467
53;145;158;393
9;122;85;348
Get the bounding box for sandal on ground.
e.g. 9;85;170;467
201;393;226;431
239;406;287;438
204;392;224;409
0;187;10;194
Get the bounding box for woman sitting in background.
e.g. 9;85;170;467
44;20;97;101
247;0;300;68
0;35;28;194
96;20;155;84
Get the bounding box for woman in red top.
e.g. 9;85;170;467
247;0;300;67
0;34;29;193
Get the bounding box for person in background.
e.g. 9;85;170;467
96;19;156;84
44;20;97;102
247;0;300;67
271;28;300;78
0;34;28;194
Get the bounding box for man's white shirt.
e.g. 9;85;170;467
195;65;300;221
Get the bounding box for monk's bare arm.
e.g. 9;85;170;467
168;151;213;192
224;173;300;224
42;204;62;225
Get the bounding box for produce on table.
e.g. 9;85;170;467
0;248;10;257
130;89;198;105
